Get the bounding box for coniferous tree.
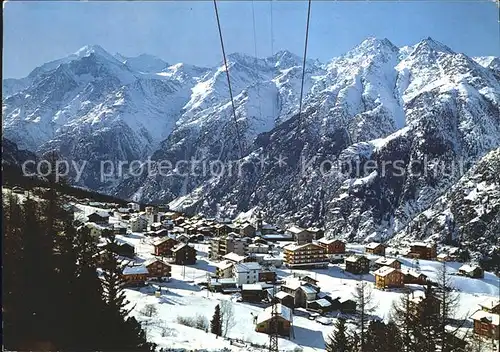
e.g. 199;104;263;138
210;304;223;337
3;189;155;351
353;279;375;352
325;317;352;352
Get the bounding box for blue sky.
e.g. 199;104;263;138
3;0;499;78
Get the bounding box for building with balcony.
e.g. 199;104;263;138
283;243;328;268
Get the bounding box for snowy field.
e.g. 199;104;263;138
74;205;499;351
113;233;499;351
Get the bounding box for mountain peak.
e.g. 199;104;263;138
74;44;111;58
414;37;453;54
347;37;399;58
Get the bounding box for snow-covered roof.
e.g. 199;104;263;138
123;266;148;275
256;304;292;324
153;237;176;245
345;255;368;262
459;264;481;273
374;257;399;266
275;291;293;299
374;266;398;277
314;299;331;307
470;310;499;325
401;269;426;278
479;298;500;311
151;222;162;227
300;285;318;294
318;237;342;245
411;241;435;248
285;242;322;252
437;253;449;259
287;225;306;234
216;261;233;270
210;278;237;285
222;252;248;263
171;243;192;252
143;258;169;267
89;211;110;218
234;262;261;273
242;284;263;291
282;277;302;290
365;242;384;249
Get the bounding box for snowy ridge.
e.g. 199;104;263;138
3;38;500;250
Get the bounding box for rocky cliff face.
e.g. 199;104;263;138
3;38;499;253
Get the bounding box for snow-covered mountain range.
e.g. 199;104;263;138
3;37;499;252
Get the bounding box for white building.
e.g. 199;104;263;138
215;261;234;278
248;243;270;254
233;262;262;285
127;202;141;211
129;215;148;232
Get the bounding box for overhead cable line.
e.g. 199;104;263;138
296;0;312;135
251;0;264;121
213;0;244;159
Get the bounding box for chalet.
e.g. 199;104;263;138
143;258;171;279
365;242;386;256
258;270;277;283
345;255;370;275
307;298;332;314
401;269;428;285
215;261;234;278
149;222;163;232
374;267;404;289
255;304;292;337
479;298;500;314
286;226;314;245
240;223;257;238
283;243;328;268
241;284;264;302
273;291;295;309
280;277;320;308
458;264;484;279
104;242;135;258
233;262;262;285
176;234;189;243
373;257;402;270
171;243;197;265
150;229;168;238
215;223;233;237
470;310;499;340
87;211;110;225
437;253;450;262
208;277;238;293
330;297;357;314
153;237;178;256
122;265;148;286
300;275;320;287
318;238;346;255
408;242;437;260
173;216;185;226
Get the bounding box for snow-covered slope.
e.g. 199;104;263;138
3;38;499;251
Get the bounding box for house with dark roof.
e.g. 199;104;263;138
171;243;197;265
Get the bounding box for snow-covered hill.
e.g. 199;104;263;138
3;38;499;252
